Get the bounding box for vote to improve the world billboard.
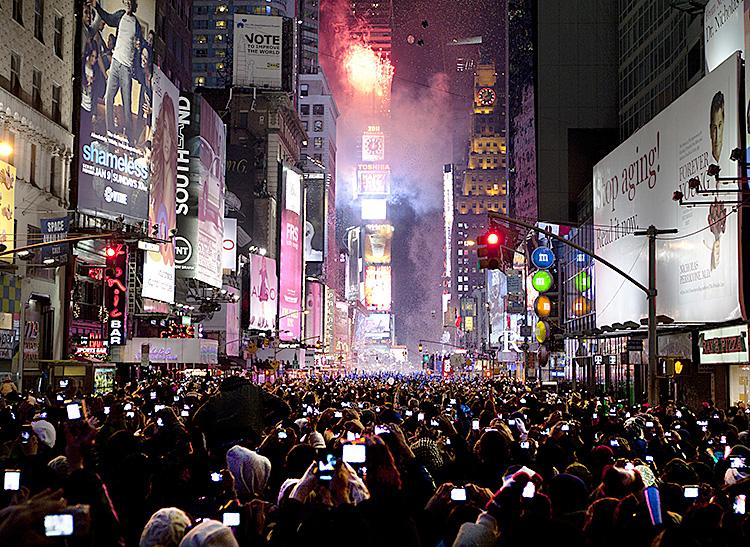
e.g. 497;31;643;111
593;53;742;327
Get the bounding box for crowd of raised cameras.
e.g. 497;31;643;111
0;373;749;546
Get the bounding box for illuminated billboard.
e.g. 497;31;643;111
363;224;393;264
233;15;283;89
361;198;387;220
78;0;156;221
364;265;391;311
362;313;391;341
0;161;15;260
243;255;278;330
279;168;303;341
142;67;178;302
362;129;385;161
357;163;390;196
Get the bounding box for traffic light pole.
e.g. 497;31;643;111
487;212;674;405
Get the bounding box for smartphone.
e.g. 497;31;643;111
405;410;413;417
664;432;672;438
66;403;82;421
59;380;68;388
278;430;288;439
730;456;746;469
222;512;240;527
318;452;337;481
683;486;699;499
126;411;135;418
124;403;133;411
44;514;74;537
674;424;681;429
430;419;440;427
210;472;223;483
21;425;32;444
180;410;189;417
156;418;164;427
625;462;635;471
150;392;157;400
734;494;746;515
154;405;165;412
561;424;570;432
103;406;110;415
610;439;619;447
675;410;682;418
592;413;598;419
450;487;467;501
522;482;535;498
342;444;366;464
520;441;530;449
417;412;425;422
507;419;516;426
374;425;390;435
645;455;654;462
450;398;457;405
3;470;20;491
173;395;179;402
334;411;343;418
472;419;480;430
646;421;654;428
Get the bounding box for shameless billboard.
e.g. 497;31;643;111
142;67;178;302
78;0;156;221
593;54;741;326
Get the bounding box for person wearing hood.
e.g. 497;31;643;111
179;519;239;547
226;445;272;502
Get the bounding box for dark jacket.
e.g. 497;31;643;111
94;5;144;70
193;378;290;450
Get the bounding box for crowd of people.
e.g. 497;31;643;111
0;371;749;546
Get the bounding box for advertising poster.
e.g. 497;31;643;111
0;161;16;261
175;93;199;276
363;224;394;264
487;270;507;346
105;242;129;346
356;164;391;195
196;98;225;288
222;218;237;272
705;0;744;72
280;168;303;341
225;145;255;241
593;54;741;326
142;66;178;302
362;313;390;341
243;255;277;330
78;0;156;220
40;217;70;261
226;298;240;357
305;281;323;343
304;178;325;263
364;265;392;311
233;15;283;89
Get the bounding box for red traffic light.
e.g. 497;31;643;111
105;246;117;258
486;232;500;246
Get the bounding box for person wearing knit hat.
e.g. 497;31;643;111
304;430;326;449
410;437;444;474
226;445;271;502
31;419;56;448
178;519;238;547
140;507;192;547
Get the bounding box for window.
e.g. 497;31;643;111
238;110;249;127
34;0;43;42
195;48;208;57
215;3;228;13
215;62;225;71
51;84;61;123
312;104;324;115
313;120;323;132
215;49;226;57
313;137;323;148
215;20;226;29
13;0;23;25
30;144;37;184
300;84;309;97
50;155;59;196
196;35;207;44
195;76;206;86
53;15;63;58
313;153;322;161
302;120;308;131
10;53;21;97
300;104;310;115
32;69;42;109
214;34;225;43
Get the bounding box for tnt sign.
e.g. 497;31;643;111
105;243;128;346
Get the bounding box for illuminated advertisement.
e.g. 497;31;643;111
364;265;391;311
279;168;303;341
304;177;324;263
243;255;278;330
362;313;390;341
593;54;741;326
105;243;129;346
356;163;391;195
78;0;156;220
305;281;323;342
363;224;394;264
362;128;385;161
142;67;178;302
222;218;237;272
361;198;387;220
487;270;507;346
705;0;743;72
233;15;283;89
0;161;16;260
40;217;70;261
174;94;225;288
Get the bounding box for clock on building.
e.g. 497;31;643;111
362;134;385;161
476;87;497;106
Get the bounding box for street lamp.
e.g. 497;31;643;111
0;142;12;157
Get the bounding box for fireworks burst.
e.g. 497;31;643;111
342;43;394;97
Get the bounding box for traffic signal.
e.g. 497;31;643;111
418;343;423;353
477;229;503;270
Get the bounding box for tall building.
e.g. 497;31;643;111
192;0;295;88
154;0;193;91
453;63;507;349
0;0;76;385
618;1;704;139
298;0;320;75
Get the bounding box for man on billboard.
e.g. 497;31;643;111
710;91;724;163
92;0;145;144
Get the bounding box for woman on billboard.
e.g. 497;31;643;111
149;93;178;268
